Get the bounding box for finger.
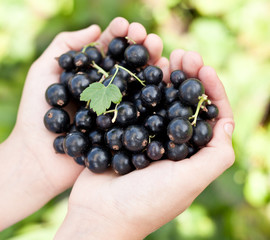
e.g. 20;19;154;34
98;17;129;51
154;57;170;83
198;66;234;119
143;33;163;65
127;22;147;44
169;49;186;72
182;51;204;78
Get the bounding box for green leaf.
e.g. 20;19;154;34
80;82;122;115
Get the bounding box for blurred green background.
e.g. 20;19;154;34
1;0;270;239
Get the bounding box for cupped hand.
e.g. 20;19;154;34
56;19;235;240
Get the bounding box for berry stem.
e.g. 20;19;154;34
125;36;136;44
86;100;90;109
91;61;109;78
107;66;119;86
103;103;119;123
116;65;146;86
189;94;208;126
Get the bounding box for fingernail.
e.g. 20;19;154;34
224;123;234;137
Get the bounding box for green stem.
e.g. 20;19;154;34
148;135;155;143
86;100;90;109
103;103;119;123
125;36;136;44
107;66;119;86
91;61;109;78
117;65;146;86
189;94;208;126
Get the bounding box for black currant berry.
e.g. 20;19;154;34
110;66;130;80
63;132;89;157
60;71;75;87
116;101;137;126
170;70;186;88
68;73;91;100
123;125;149;152
140;85;162;107
201;104;219;120
179;78;205;106
86;68;102;82
167;117;193;144
112;151;134;175
124;44;149;68
86;146;111;173
74;155;86;166
164;86;179;105
101;55;116;71
74;108;93;131
45;83;69;108
88;130;104;146
156;108;167;118
166;141;188;161
58;52;75;70
134;98;147;115
96;114;112;130
147;141;165;161
131;153;150;169
44;108;70;133
108;37;129;60
103;75;127;95
187;144;198;158
74;52;90;68
105;127;124;150
143;65;163;85
191;120;213;147
85;46;102;65
53;135;65;154
167;101;193;120
144;114;165;134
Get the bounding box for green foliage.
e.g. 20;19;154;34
1;0;270;239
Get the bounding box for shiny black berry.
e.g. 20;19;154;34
101;56;116;71
187;144;198;157
53;135;65;154
88;130;104;146
179;78;205;106
167;101;193;120
85;46;102;65
112;151;134;175
86;146;110;173
167;118;193;144
105;127;124;151
63;132;89;157
147;141;165;161
131;153;150;169
143;66;163;85
134;98;147;115
123;125;149;152
201;104;219;120
44;108;70;133
68;73;91;100
164;86;179;105
140;85;162;107
191;120;213;147
124;44;149;68
96;114;112;130
166;141;188;161
116;101;137;126
58;52;75;70
74;52;90;68
74;155;86;166
45;83;69;108
170;70;186;88
86;68;102;82
144;114;165;134
108;37;129;60
74;108;93;131
60;71;75;87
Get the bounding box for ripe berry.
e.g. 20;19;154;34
170;70;186;88
63;132;89;157
60;71;75;87
187;144;198;157
58;52;74;70
166;141;188;161
191;120;213;147
74;108;93;131
140;85;162;107
88;130;104;146
124;44;149;68
101;55;116;71
74;155;86;166
144;114;165;134
68;73;91;100
201;104;219;120
86;146;111;173
143;66;163;85
131;153;150;169
164;86;179;105
108;37;129;60
53;135;65;154
123;125;149;152
112;151;134;175
85;46;102;65
86;68;102;82
167;101;193;120
116;101;137;126
134;98;147;115
45;83;69;108
96;114;112;130
167;117;193;144
179;78;205;105
44;108;70;133
105;127;124;150
74;52;90;68
147;141;165;160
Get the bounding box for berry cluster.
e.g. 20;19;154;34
44;37;218;175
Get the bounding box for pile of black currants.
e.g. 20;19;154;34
44;37;218;175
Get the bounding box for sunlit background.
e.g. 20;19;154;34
1;0;270;239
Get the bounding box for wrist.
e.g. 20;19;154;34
54;205;143;240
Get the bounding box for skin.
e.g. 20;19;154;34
0;17;235;239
